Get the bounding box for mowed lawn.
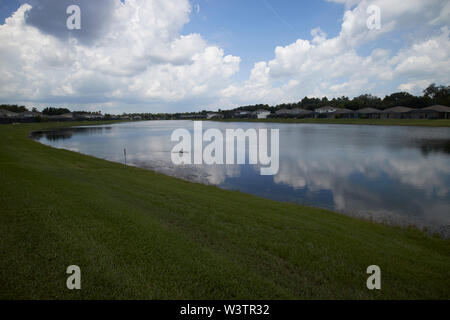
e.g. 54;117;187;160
0;122;449;300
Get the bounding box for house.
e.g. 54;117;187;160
180;114;203;119
77;113;104;120
0;109;19;118
0;109;19;123
314;107;353;119
275;109;290;116
60;113;75;119
409;108;436;119
331;108;355;119
290;108;313;118
315;106;337;114
275;108;313;118
381;106;413;119
291;108;313;115
420;105;450;119
42;113;75;121
234;111;252;118
255;109;271;119
355;108;382;119
206;113;224;120
18;111;41;118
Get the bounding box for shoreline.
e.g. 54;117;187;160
1;121;449;299
30;124;450;239
27;120;450;238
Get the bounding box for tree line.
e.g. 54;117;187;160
1;83;448;117
0;105;102;116
221;83;450;112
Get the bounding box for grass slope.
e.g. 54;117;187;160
216;118;450;127
0;122;449;300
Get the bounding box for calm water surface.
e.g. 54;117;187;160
32;121;450;235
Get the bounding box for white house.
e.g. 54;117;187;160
315;106;337;113
256;109;271;119
206;113;223;119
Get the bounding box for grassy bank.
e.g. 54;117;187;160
0;122;449;299
215;118;450;127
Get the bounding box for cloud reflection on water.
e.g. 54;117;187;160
32;121;450;235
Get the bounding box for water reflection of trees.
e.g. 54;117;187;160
417;139;450;156
32;127;111;141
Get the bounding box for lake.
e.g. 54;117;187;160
32;121;450;235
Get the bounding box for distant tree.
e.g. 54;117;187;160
320;96;329;107
0;104;28;113
300;97;321;110
380;92;427;109
42;107;71;115
423;83;450;106
346;94;382;110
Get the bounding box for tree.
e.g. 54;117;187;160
0;104;28;113
42;107;71;115
423;83;450;106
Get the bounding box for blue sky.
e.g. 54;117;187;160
182;0;344;80
1;0;345;81
0;0;449;113
0;0;20;22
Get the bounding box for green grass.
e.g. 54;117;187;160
0;122;449;300
215;118;450;127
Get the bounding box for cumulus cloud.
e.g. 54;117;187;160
0;0;449;112
22;0;117;45
224;0;450;105
272;127;450;228
0;0;240;112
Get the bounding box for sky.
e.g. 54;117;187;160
0;0;449;114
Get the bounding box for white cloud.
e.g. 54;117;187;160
223;0;450;105
0;0;449;112
0;0;240;112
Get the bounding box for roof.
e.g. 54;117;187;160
315;106;337;113
291;108;312;114
275;109;290;114
0;109;19;117
333;108;354;114
19;111;41;117
275;108;312;115
79;113;102;118
59;113;74;118
422;105;450;113
383;106;413;113
356;107;382;114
